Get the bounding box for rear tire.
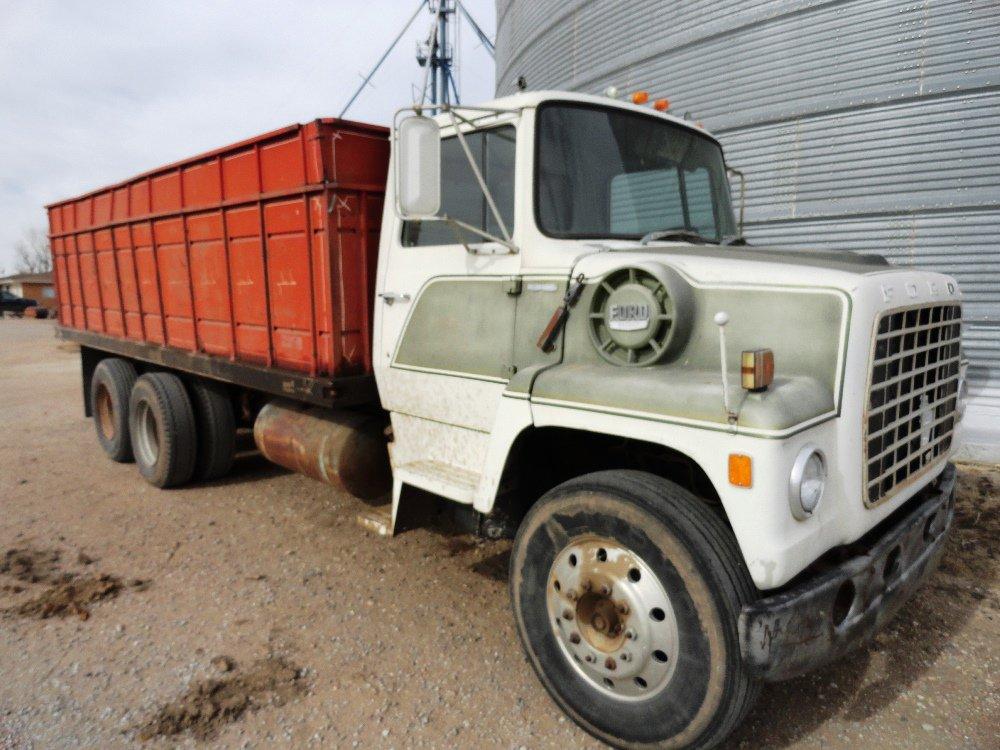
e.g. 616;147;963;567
186;378;236;481
128;372;197;488
90;358;138;462
510;470;760;749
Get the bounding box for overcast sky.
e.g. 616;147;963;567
0;0;496;273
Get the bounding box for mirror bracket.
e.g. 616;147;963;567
446;109;512;243
441;216;518;254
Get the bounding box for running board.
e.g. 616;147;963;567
357;460;483;539
393;460;481;505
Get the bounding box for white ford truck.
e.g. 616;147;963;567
57;91;964;748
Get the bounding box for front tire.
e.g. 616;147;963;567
510;470;759;749
128;372;197;488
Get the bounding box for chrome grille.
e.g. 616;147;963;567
864;303;961;505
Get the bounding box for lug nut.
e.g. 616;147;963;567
600;584;611;596
562;609;574;621
620;652;630;662
625;629;636;640
569;632;581;644
581;579;593;592
617;603;629;615
567;589;579;602
585;654;595;663
604;657;617;671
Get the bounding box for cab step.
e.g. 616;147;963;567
393;459;481;504
355;507;393;537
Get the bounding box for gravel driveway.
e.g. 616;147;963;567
1;318;997;748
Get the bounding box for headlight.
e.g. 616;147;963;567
789;445;826;520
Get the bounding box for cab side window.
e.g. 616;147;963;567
402;125;516;246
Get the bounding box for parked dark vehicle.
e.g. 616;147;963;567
0;290;38;316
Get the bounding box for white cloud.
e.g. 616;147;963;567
0;0;496;272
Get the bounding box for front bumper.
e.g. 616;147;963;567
739;462;956;681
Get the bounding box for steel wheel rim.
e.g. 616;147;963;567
134;400;159;466
95;384;115;439
547;536;679;700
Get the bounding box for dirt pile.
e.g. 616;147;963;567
1;544;149;620
11;574;123;620
0;546;62;584
135;657;306;741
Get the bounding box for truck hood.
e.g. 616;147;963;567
571;240;896;291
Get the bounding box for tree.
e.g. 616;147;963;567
13;227;52;274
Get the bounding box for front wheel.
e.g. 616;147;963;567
510;470;760;749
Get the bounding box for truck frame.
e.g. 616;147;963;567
49;90;964;749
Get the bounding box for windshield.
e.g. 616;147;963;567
535;103;737;242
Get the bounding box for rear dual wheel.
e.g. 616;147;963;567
91;358;138;462
129;373;198;488
186;378;236;481
510;470;760;749
90;357;236;487
127;373;236;488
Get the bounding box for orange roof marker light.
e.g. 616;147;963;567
653;98;670;112
631;90;649;105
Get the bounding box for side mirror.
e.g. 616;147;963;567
396;115;440;218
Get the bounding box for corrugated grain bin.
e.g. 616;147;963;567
47;119;389;378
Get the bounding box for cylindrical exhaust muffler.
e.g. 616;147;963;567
253;401;391;500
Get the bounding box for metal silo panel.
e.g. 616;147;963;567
720;90;1000;222
964;326;1000;409
500;1;1000;130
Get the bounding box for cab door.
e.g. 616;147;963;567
375;124;520;479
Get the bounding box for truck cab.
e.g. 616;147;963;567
374;91;963;747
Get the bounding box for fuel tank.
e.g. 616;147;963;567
253;401;391;500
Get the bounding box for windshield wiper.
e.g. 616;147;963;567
721;234;748;246
639;228;717;246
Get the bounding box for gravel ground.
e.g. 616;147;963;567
0;317;997;749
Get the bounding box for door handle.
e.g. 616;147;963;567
378;292;411;305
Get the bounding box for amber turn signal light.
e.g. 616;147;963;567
631;90;649;104
653;98;670;111
741;349;774;392
728;454;753;488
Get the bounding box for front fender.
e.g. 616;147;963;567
530;362;834;436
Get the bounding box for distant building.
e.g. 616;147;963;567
0;271;57;311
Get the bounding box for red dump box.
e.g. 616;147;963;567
48;118;389;405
